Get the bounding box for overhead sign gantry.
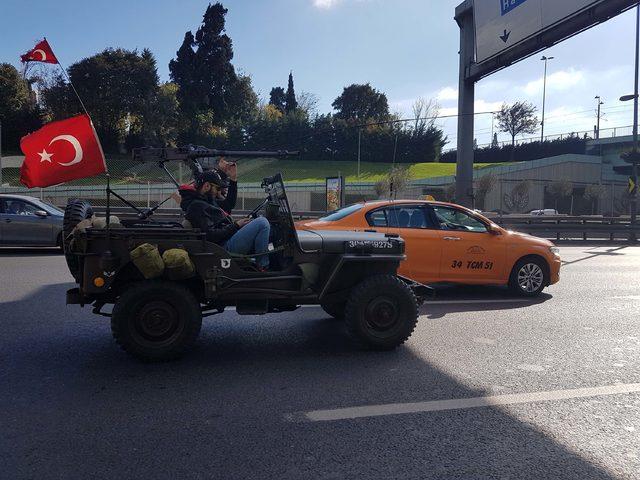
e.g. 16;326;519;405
454;0;639;208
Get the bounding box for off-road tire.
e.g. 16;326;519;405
111;281;202;362
509;257;548;297
344;275;418;350
321;302;345;320
63;200;93;280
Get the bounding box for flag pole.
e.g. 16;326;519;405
44;38;91;119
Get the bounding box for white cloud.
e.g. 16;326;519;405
313;0;341;9
522;68;585;97
437;86;458;102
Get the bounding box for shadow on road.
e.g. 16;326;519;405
0;282;614;480
562;245;629;266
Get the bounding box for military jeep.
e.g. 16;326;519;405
63;147;429;361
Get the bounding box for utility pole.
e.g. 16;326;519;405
540;56;555;143
595;96;604;139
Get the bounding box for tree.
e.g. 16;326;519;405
375;167;411;199
0;63;41;151
169;3;257;128
332;83;389;122
496;102;539;160
411;97;438;137
547;179;574;212
285;72;297;114
583;184;607;215
42;48;160;152
475;173;497;211
269;87;286;113
297;91;320;118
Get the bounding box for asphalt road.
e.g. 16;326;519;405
1;245;640;479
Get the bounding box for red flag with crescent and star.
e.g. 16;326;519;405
19;114;107;188
20;39;58;64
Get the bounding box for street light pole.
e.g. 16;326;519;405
540;56;554;143
595;96;604;140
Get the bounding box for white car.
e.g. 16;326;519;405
530;209;559;216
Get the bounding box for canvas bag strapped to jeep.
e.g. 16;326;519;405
162;249;196;280
130;243;165;279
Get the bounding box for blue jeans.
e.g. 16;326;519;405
224;216;270;268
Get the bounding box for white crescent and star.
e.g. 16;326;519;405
33;49;47;61
37;135;84;167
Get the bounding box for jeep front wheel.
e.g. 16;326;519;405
344;275;418;350
111;281;202;362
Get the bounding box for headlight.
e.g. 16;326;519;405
549;246;560;256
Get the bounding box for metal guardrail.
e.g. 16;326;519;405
86;206;638;242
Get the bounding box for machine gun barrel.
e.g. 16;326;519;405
132;146;299;163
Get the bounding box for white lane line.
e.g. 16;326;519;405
292;383;640;423
426;299;532;305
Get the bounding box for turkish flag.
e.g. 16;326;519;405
20;115;107;188
20;39;58;64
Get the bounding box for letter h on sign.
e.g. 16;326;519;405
501;0;528;16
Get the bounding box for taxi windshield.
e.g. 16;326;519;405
319;204;363;221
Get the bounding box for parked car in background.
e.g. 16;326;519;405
298;200;562;296
529;209;559;216
0;194;64;248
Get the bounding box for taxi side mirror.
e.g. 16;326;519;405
487;224;502;235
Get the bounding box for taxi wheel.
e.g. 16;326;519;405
509;257;548;297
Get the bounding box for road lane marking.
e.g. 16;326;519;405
290;383;640;423
426;299;532;305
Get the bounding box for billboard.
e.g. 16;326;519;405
325;176;344;211
474;0;605;63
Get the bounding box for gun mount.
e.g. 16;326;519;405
132;145;299;163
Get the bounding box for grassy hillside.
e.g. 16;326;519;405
1;158;507;187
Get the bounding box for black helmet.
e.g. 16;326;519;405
196;169;229;189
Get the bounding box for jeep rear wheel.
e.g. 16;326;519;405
344;275;418;350
111;281;202;362
63;199;93;280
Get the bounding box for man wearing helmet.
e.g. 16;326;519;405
179;167;271;269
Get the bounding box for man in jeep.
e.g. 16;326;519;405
179;169;271;269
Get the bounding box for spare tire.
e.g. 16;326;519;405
63;199;93;281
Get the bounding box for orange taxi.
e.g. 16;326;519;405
298;200;561;296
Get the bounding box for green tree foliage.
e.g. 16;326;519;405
269;87;286;114
0;63;42;151
42;48;159;152
332;83;389;122
169;3;257;132
285;72;297;114
496;102;539;161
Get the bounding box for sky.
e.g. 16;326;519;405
1;0;637;149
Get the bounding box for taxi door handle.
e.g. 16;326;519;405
443;236;461;241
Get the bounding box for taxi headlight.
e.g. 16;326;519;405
549;246;560;256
